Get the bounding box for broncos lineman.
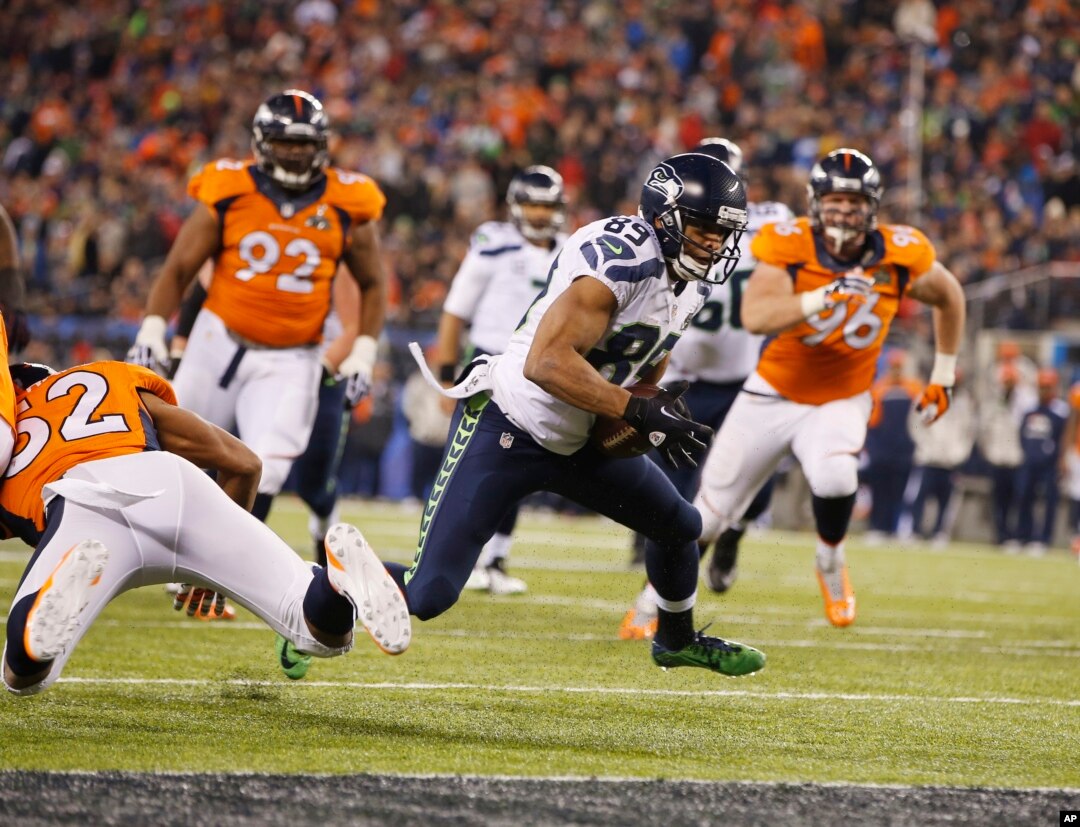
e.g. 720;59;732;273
434;166;568;595
695;148;965;627
392;153;766;677
620;138;794;640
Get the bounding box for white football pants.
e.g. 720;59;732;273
3;451;344;695
173;309;321;495
695;372;872;542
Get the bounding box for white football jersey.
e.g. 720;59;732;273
666;200;794;384
490;215;708;455
443;221;565;355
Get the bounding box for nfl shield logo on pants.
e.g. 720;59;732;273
499;432;514;450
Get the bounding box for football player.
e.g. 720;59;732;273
620;138;794;640
126;89;387;524
694;148;966;627
1;361;409;696
396;153;766;678
434;165;569;595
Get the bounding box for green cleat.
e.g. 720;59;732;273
275;634;312;680
651;630;765;677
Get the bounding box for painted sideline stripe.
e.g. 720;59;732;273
57;676;1080;707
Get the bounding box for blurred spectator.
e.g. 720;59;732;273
1015;367;1069;555
1061;380;1080;557
863;349;922;543
902;373;977;547
977;363;1026;549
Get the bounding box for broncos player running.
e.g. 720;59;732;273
127;90;387;524
398;153;765;677
620;138;793;640
695;148;965;627
434;166;569;595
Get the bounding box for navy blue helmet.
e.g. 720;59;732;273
807;148;883;238
251;90;330;190
9;362;56;391
639;153;748;283
507;165;567;243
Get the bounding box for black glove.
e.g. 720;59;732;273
623;380;713;469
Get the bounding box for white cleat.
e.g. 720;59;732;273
25;540;109;662
486;565;527;596
464;566;490;591
324;523;411;655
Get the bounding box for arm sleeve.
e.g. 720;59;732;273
175;282;208;338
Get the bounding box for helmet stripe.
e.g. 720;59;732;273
292;94;303;116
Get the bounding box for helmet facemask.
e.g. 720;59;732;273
812;193;875;255
251;90;330;191
656;206;746;284
507;166;567;243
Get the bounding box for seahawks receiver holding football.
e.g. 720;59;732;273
434;166;569;595
396;152;766;677
621;138;794;640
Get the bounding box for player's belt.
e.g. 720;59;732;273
224;328;317;351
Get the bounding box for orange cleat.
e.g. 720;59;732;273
618;602;658;641
816;564;856;627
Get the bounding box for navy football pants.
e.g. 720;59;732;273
386;395;702;620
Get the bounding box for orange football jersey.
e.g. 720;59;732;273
0;362;176;543
191;161;386;347
0;314;16;462
751;217;936;405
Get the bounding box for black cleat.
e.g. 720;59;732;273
706;527;744;593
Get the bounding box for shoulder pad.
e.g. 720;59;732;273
187;159;257;205
879;223;936;276
323;168;387;222
469;221;523;252
750;216;813;265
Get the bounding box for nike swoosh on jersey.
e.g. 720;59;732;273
600;238;624;255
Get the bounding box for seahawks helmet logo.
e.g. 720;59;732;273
644;162;683;206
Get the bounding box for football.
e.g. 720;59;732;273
589;382;661;458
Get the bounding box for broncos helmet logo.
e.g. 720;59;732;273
644;163;683;207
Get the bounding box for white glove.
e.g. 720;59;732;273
337;335;378;407
126;315;169;373
800;272;875;318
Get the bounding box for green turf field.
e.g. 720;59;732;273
1;496;1077;789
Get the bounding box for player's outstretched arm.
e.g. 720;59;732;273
523;276;631;418
137;390;261;511
741;261;873;335
906;261;966;424
129;206;219;370
336;221;387;405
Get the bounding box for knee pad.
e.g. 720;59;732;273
649;497;701;548
405;575;460;621
806;452;859;500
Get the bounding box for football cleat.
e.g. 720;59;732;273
705;527;743;593
324;523;411;655
618;590;658;641
815;545;856;627
275;634;312;681
485;559;527;596
464;566;490;591
24;540;108;662
651;629;765;676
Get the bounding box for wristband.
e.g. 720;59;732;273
929;352;957;387
352;335;378;374
438;364;457;384
139;315;167;341
799;287;828;318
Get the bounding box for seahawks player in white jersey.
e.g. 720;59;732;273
435;166;567;595
621;139;794;638
389;153;766;678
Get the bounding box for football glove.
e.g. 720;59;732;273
623;380;714;470
127;315;169;373
172;584;231;620
336;335;377;408
800;272;875;317
915;384;952;424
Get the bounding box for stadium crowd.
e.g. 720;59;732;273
1;0;1078;508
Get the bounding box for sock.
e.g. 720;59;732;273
815;538;846;572
252;493;275;522
4;593;47;677
478;533;513;568
655;608;695;651
302;568;355;636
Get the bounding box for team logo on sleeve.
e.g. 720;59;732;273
644;163;683;206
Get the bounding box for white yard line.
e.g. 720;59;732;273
56;676;1080;707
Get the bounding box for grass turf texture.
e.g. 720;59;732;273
0;496;1077;788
